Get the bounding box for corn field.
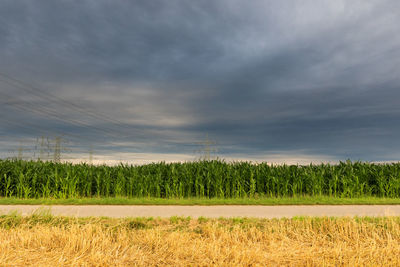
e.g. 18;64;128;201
1;159;400;199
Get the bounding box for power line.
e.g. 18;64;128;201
0;78;150;142
0;73;185;163
0;111;146;161
0;72;136;136
0;117;128;163
0;90;122;139
0;89;164;156
195;133;218;160
0;113;146;160
0;73;173;148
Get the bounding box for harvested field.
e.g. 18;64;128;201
0;214;399;266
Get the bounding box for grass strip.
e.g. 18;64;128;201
1;196;400;205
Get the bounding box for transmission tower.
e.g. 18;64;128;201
54;136;61;162
50;136;68;163
195;133;218;161
17;144;23;160
15;141;30;160
35;136;49;161
89;144;94;165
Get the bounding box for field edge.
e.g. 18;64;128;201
1;196;400;205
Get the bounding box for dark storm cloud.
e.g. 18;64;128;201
1;0;400;162
1;0;240;82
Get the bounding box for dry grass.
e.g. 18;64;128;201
0;214;399;266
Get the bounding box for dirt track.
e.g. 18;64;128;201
1;205;400;218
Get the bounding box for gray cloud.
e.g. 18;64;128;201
1;0;400;162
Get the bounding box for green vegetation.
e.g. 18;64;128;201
1;196;400;205
1;211;399;230
1;159;400;200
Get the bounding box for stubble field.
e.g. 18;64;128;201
0;214;399;266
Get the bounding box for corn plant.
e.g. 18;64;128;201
1;159;400;199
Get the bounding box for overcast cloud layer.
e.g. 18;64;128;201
1;0;400;163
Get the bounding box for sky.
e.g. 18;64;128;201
1;0;400;164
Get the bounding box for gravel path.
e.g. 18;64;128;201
1;205;400;218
